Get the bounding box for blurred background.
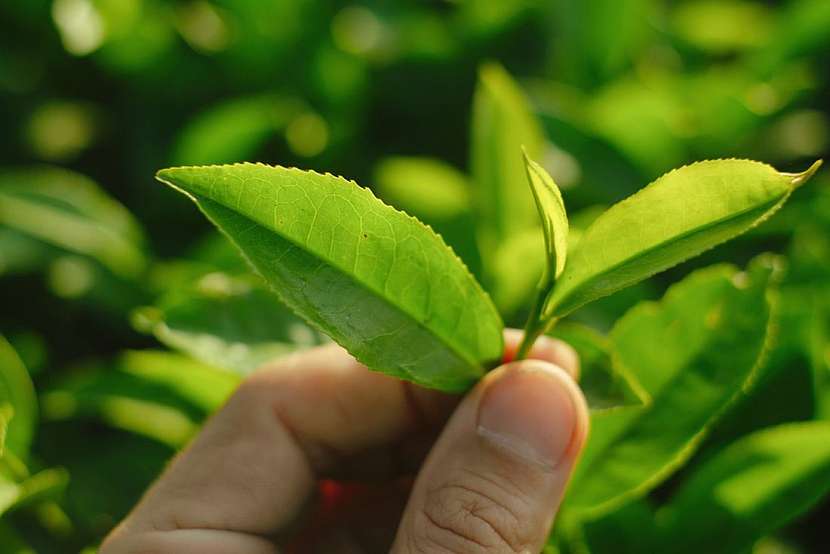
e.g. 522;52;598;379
0;0;829;552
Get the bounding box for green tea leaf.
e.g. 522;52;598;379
471;62;544;274
524;150;568;280
156;163;503;392
660;422;830;554
545;159;821;318
135;273;326;374
565;256;779;515
0;337;36;459
549;323;645;412
0;167;147;278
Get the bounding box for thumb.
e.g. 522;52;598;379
392;360;589;553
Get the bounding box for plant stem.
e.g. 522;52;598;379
515;279;555;360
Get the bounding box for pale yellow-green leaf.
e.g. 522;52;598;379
523;150;568;280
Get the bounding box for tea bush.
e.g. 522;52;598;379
1;1;829;552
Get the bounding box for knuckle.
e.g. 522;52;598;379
409;470;534;553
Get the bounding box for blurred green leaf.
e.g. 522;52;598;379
565;257;779;515
547;0;654;86
490;228;546;318
156;163;504;392
172;95;301;166
549;322;645;412
374;156;471;221
659;422;830;554
454;0;534;41
0;229;54;277
471;63;545;296
0;337;36;460
0;468;68;517
672;0;773;54
41;350;238;446
0;403;10;453
135;273;325;374
579;499;659;554
0;520;34;553
751;0;830;77
0;167;147;278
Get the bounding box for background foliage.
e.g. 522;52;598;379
1;0;829;552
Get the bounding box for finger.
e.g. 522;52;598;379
103;330;578;552
105;342;447;550
503;328;580;380
392;359;589;553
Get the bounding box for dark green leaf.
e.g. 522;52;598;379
565;256;780;515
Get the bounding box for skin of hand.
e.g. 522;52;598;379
101;329;589;553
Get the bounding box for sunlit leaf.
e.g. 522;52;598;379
157;163;504;392
545;159;821;318
524;150;568;281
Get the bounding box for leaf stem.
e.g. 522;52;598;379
515;280;555;360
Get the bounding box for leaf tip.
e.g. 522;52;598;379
788;159;823;188
154;167;176;185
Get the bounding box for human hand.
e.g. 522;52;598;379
101;329;588;553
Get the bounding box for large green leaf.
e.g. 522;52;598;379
565;257;779;516
545;159;821;318
135;273;326;374
156;163;504;392
659;422;830;554
0;337;36;459
0;167;147;278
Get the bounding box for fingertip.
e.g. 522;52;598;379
529;336;581;381
478;359;589;470
501;329;581;381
